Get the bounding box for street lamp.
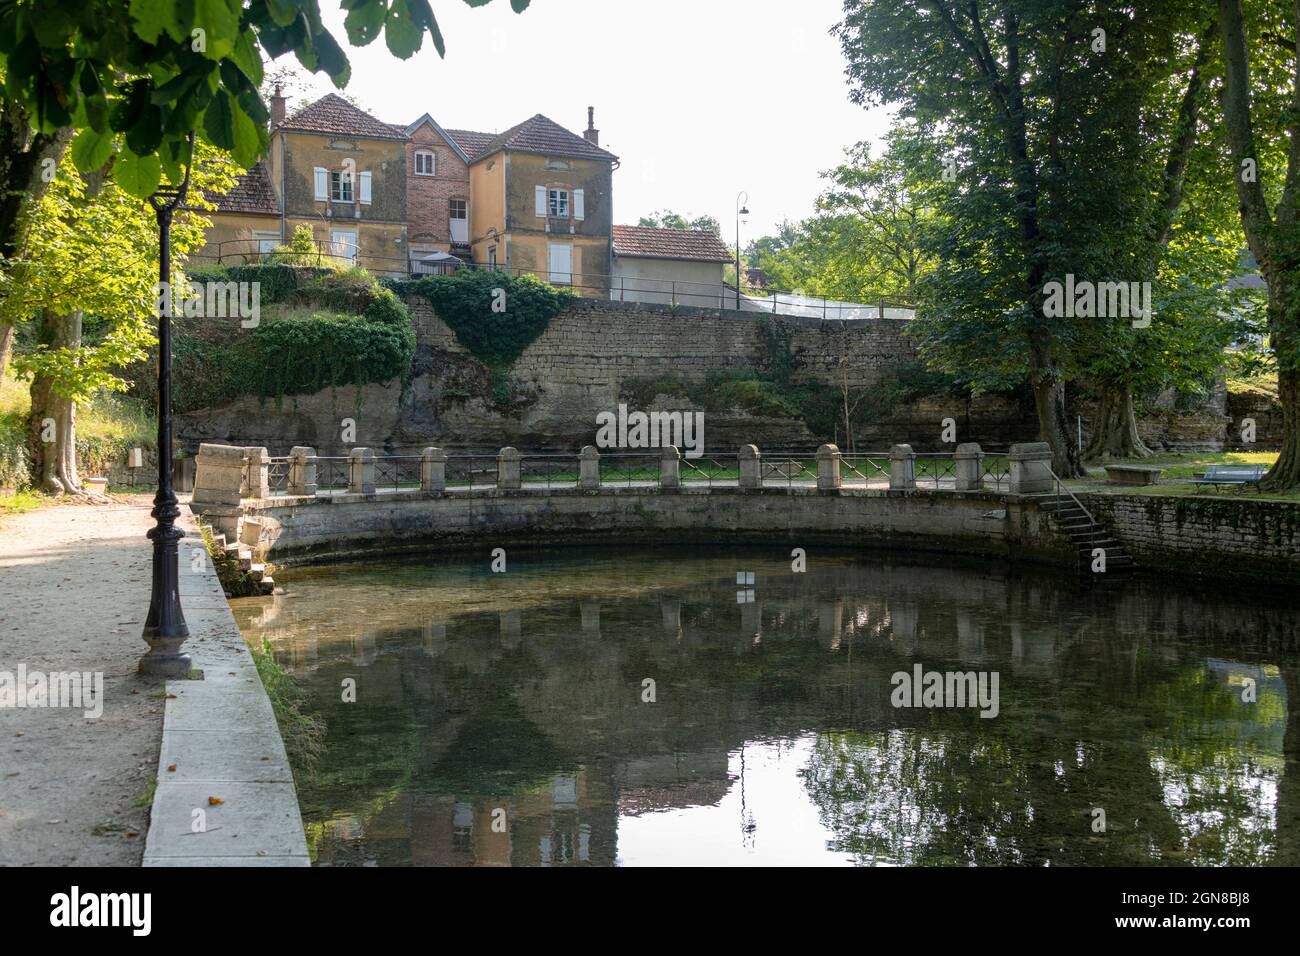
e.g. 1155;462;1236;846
140;136;195;677
735;191;749;310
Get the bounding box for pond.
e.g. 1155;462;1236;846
231;546;1300;867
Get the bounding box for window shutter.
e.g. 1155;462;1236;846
359;171;372;204
535;185;547;217
314;167;328;201
574;189;585;221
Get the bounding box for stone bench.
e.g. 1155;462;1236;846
1104;464;1162;486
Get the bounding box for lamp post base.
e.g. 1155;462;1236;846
138;642;192;677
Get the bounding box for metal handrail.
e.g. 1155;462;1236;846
189;239;918;316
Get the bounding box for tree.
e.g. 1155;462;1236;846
834;0;1221;476
1216;0;1300;489
638;210;722;234
2;144;237;493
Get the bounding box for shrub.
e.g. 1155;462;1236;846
390;270;573;369
170;268;415;411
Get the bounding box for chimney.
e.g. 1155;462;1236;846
584;106;599;146
270;85;287;128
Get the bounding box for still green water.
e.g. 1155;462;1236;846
231;547;1300;866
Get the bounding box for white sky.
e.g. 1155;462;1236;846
279;0;892;240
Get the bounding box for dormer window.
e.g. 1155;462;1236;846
415;150;436;176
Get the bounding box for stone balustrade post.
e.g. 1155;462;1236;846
954;442;984;492
421;446;447;493
498;446;521;490
288;446;317;496
191;443;245;537
348;447;376;494
738;444;762;489
660;445;681;489
1008;441;1054;495
243;446;270;499
889;443;916;491
816;443;842;491
579;445;601;490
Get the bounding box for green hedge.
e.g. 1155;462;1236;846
388;271;573;369
170;265;415;412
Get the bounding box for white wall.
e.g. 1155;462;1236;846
611;256;726;308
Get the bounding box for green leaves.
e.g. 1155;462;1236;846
113;151;162;197
70;128;114;173
128;0;185;44
385;0;425;58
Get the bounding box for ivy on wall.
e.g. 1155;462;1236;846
388;271;574;370
165;265;415;413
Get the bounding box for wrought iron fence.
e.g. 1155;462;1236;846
520;453;581;488
679;455;737;486
599;453;661;487
758;454;818;487
444;455;498;489
190;239;916;318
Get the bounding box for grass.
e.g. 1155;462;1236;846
0;366;157;499
1070;450;1300;501
247;636;324;780
0;489;44;515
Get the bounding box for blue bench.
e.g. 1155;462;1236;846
1191;464;1266;493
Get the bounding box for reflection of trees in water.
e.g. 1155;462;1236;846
803;660;1291;866
253;551;1300;866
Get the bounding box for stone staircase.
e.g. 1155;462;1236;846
1027;492;1138;584
210;515;276;596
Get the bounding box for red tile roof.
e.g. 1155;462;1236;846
613;225;732;263
210;160;279;215
474;114;617;163
279;93;406;140
445;128;497;161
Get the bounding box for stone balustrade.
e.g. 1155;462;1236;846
192;440;1044;511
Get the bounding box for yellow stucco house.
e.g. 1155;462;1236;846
199;93;621;287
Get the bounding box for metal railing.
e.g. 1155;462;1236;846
233;443;1030;500
190;239;916;319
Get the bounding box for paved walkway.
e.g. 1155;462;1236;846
0;496;164;866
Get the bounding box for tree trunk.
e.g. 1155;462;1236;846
1262;349;1300;491
1084;382;1152;461
1028;337;1083;477
0;322;13;381
26;311;83;495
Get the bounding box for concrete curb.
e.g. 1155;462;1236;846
142;508;309;867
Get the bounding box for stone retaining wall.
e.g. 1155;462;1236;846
1078;493;1300;584
237;486;1072;568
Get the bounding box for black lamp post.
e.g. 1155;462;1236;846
140;139;195;677
735;191;749;310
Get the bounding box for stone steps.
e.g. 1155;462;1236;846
1027;492;1138;582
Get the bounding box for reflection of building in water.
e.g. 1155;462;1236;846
259;554;1300;866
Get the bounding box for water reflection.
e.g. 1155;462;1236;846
231;548;1300;866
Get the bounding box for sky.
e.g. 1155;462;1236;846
277;0;893;241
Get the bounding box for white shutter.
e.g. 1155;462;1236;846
535;185;547;217
359;171;372;204
314;167;328;201
573;189;584;221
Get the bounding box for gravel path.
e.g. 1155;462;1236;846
0;495;168;866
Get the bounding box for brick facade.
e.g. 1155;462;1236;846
405;122;471;253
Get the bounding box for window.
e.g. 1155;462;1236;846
488;245;498;269
548;188;569;218
253;231;280;254
414;150;435;176
330;169;353;202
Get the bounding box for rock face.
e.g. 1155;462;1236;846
176;296;1037;455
